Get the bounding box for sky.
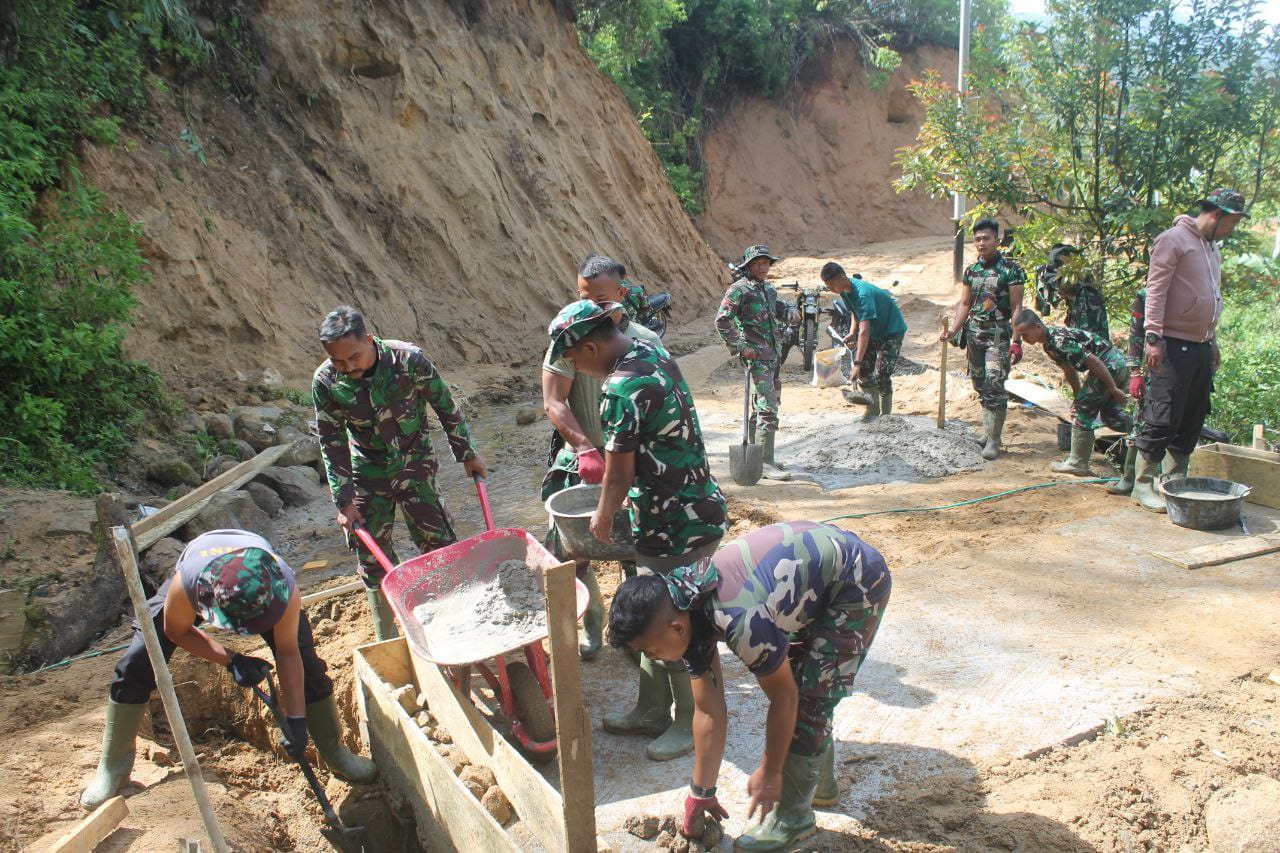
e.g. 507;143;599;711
1008;0;1280;25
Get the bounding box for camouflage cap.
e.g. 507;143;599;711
547;299;624;362
1198;188;1248;218
194;547;292;635
741;244;780;265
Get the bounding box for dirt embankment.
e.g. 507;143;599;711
85;0;725;392
696;46;955;257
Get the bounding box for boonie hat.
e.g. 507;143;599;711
547;299;624;362
1197;188;1248;218
194;547;292;635
741;244;780;265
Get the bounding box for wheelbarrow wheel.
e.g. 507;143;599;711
508;661;556;746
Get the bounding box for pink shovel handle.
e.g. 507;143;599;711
352;525;397;575
473;473;496;532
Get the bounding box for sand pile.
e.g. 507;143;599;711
412;559;546;660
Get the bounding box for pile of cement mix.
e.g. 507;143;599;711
412;559;546;660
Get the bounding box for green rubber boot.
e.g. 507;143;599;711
365;587;399;641
761;432;791;481
308;695;377;782
1108;444;1137;495
1163;451;1191;480
646;668;694;761
811;742;839;807
81;700;145;809
578;565;604;661
981;408;1006;460
603;654;673;737
1050;427;1094;476
860;389;882;422
880;388;893;416
734;751;820;851
1132;453;1167;513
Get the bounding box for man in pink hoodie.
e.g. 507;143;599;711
1132;188;1247;512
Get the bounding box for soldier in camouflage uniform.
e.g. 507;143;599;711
606;520;891;851
312;306;486;641
1109;288;1149;494
944;219;1027;460
715;244;798;480
1035;244;1109;338
549;299;727;761
617;263;649;324
820;262;908;420
1014;309;1131;477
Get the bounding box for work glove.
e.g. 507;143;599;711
1128;374;1145;400
683;792;729;837
1009;341;1024;366
282;716;309;760
226;653;272;688
576;448;605;485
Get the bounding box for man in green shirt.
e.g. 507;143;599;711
819;263;908;421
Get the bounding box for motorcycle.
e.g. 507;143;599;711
778;282;828;372
640;292;672;338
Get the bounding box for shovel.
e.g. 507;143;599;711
249;674;371;853
729;366;764;486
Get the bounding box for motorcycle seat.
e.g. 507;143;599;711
647;293;671;310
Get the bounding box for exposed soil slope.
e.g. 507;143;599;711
697;46;955;257
86;0;724;391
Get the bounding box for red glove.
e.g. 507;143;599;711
1128;374;1145;400
683;793;728;837
576;448;605;484
1009;342;1024;366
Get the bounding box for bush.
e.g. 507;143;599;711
1210;255;1280;445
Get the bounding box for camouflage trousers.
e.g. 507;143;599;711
348;454;456;588
787;592;890;756
747;358;782;437
1073;351;1133;432
966;322;1011;411
856;334;903;396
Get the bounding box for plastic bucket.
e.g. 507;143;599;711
1160;476;1251;531
545;484;637;561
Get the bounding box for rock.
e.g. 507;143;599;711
625;815;661;840
253;466;327;507
312;618;335;638
427;725;452;745
463;780;485;800
229;439;257;461
280;436;322;468
187;386;209;405
147;458;201;489
209;458;239;479
390;685;417;716
260;367;284;389
276;425;306;446
244;482;284;518
414;710;432;728
176;410;206;434
44;510;96;538
461;765;497;790
444;752;468;776
481;786;512;825
233;410;278;452
515;408;539;426
205;413;234;440
700;819;722;848
181;490;273;540
140;537;186;593
1205;774;1280;852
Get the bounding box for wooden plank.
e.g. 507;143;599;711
411;655;566;851
1254;424;1267;450
1190;442;1280;509
355;643;519;853
48;795;128;853
937;317;948;429
1006;377;1121;437
300;580;364;608
131;443;290;550
544;560;597;853
301;560;330;571
1152;534;1280;570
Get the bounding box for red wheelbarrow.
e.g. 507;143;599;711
354;475;588;760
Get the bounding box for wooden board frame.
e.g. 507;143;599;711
1152;533;1280;570
1189;442;1280;508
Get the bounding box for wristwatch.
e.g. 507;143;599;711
1145;331;1161;345
690;782;717;798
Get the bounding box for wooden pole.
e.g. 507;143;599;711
1254;424;1266;450
111;527;231;853
937;317;950;429
49;795;128;853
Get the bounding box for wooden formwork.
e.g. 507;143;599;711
354;560;597;852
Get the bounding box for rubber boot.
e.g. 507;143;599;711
365;587;399;641
1132;453;1167;513
1050;427;1094;476
1163;451;1191;480
880;388;893;416
577;565;604;661
307;695;377;783
603;654;673;737
81;700;146;809
761;432;791;481
1108;444;1137;495
646;669;694;761
859;390;882;423
734;751;820;851
811;742;839;807
981;408;1006;460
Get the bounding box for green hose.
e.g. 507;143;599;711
821;477;1119;523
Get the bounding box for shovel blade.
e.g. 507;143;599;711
729;442;764;486
322;826;370;853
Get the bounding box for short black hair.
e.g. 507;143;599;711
820;262;845;281
579;254;622;280
319;306;365;343
606;574;671;649
972;218;1000;237
616;263;627;277
1013;307;1042;327
1198;200;1221;214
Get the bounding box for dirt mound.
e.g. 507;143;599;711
696;46;955;257
85;0;725;392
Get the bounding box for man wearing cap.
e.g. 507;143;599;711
819;263;908;421
1132;189;1245;512
549;299;727;761
313;305;487;641
715;244;796;480
1035;244;1109;339
542;256;664;659
81;529;376;809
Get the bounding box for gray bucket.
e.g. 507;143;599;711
545;484;637;561
1160;476;1252;531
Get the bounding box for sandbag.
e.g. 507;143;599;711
812;347;847;387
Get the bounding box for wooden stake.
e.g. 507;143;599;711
49;795;128;853
1254;424;1266;450
112;527;230;853
937;317;950;429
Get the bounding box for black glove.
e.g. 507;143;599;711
282;716;309;759
226;653;272;687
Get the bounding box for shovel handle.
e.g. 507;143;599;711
472;473;496;531
742;365;753;444
250;676;343;826
352;524;397;576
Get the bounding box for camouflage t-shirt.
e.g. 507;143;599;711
1044;325;1124;374
688;521;890;677
963;252;1027;329
600;340;727;557
176;529;296;628
1126;288;1147;368
1062;283;1110;339
715;276;787;360
621;279;648;322
313;337;476;507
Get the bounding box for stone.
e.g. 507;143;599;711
233;410;278;452
700;819;722;848
625;815;661;840
481;786;512;825
147;458;201;489
244;482;284;518
176;410;206;434
229;439;257;461
205;413;234;440
444;752;468;776
427;726;452;745
276;425;306;446
414;710;432;728
253;467;327;507
460;765;496;790
515;408;539;426
390;685;417;716
140;537;186;593
182;489;273;540
44;510;96;538
203;455;239;481
1205;774;1280;852
279;436;322;468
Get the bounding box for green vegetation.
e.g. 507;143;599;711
1213;255;1280;445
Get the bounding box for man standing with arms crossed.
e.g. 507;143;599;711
819;264;908;421
313;306;487;640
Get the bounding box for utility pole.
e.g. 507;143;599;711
953;0;972;282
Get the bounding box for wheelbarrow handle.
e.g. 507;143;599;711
473;472;496;532
352;524;397;576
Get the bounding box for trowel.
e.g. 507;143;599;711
729;366;763;486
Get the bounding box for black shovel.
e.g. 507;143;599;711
729;365;764;486
250;675;370;853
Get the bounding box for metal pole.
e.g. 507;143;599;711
953;0;972;282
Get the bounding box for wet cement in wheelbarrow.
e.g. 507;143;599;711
411;559;546;660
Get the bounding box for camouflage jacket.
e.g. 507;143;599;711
715;275;788;360
1062;283;1110;339
621;279;648;322
963;252;1027;330
313;337;476;507
1126;288;1146;369
600;340;727;557
1044;325;1125;375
